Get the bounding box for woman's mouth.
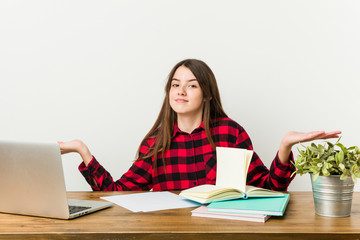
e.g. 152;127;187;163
175;98;188;103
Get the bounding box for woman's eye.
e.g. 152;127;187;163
172;84;179;87
189;85;197;88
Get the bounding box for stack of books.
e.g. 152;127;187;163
191;206;271;222
180;147;291;223
191;194;290;222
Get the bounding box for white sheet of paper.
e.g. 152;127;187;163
100;192;201;212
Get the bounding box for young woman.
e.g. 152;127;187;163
59;59;340;191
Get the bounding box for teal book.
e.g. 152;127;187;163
207;194;290;216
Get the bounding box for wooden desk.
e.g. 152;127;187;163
0;191;359;240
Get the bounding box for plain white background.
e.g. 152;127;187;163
1;0;359;191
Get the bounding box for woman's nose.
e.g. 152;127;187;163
178;86;186;96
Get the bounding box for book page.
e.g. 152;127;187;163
245;185;284;197
215;147;253;193
180;184;226;197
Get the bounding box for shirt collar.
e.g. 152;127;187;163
172;121;205;139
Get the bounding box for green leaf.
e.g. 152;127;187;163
339;163;345;170
352;174;357;183
351;164;359;174
336;142;346;151
322;164;329;176
355;146;360;154
318;145;326;154
340;173;348;180
313;173;319;181
298;161;306;166
335;136;342;145
354;171;360;178
310;166;317;173
338;150;344;163
309;146;319;154
300;143;307;149
326;141;334;148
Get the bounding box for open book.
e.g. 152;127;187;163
179;147;284;204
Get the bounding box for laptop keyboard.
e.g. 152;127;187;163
69;205;91;214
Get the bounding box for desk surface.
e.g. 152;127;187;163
0;191;359;240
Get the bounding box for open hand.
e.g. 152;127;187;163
58;139;85;154
279;130;341;164
58;140;93;166
282;130;342;149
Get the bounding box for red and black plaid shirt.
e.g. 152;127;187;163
79;118;295;191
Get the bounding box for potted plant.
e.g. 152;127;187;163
291;138;360;217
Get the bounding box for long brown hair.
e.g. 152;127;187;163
136;59;228;170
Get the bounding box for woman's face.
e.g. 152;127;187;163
169;65;204;117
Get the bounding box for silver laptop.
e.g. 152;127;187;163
0;140;113;219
